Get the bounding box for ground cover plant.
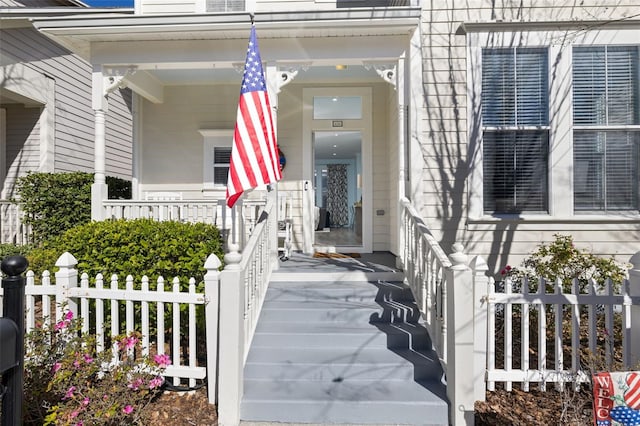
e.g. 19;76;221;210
23;312;169;425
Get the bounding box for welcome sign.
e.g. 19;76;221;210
593;372;640;425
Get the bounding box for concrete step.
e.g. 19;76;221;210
258;300;422;324
243;360;418;381
241;379;448;425
265;281;414;303
245;346;443;382
252;322;434;350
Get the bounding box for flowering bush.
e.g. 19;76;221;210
499;233;628;293
24;312;169;425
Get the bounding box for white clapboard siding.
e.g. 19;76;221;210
0;26;132;180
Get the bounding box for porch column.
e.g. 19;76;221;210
91;66;108;221
396;54;407;261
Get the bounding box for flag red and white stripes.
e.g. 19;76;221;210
226;24;282;208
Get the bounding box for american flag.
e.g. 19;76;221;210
226;24;282;208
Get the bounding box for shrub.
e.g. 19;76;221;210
14;172;93;244
106;176;131;200
500;233;628;293
24;312;168;425
27;218;224;289
0;242;32;259
14;172;133;245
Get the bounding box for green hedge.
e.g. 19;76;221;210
15;172;132;245
28;219;224;289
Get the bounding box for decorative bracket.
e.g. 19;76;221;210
103;66;137;96
276;62;311;92
364;62;397;88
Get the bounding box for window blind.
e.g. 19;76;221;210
483;131;549;213
574;131;639;211
206;0;245;12
482;48;548;126
573;46;639;212
213;147;232;186
481;48;549;214
573;46;639;126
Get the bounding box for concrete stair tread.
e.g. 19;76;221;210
243;361;419;381
254;320;425;333
242;378;446;403
267;280;407;289
246;346;440;366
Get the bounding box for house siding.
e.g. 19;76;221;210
421;1;640;274
0;26;133;184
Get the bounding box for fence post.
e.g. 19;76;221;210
628;251;640;367
204;253;222;405
446;242;474;426
218;243;244;426
54;252;78;321
470;255;490;403
1;255;28;426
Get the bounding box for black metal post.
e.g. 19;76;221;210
1;255;28;426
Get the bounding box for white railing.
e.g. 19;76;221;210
103;198;266;249
0;200;29;245
0;251;221;391
216;194;277;426
399;197;452;360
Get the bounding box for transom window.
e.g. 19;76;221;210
481;47;549;214
573;46;640;212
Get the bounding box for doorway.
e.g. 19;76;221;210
313;131;362;247
302;87;372;253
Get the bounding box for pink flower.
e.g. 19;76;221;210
119;336;139;351
52;362;62;373
73;359;81;368
65;311;74;321
128;378;144;391
123;405;134;415
82;397;90;406
148;376;164;389
153;353;171;368
83;354;93;364
70;410;79;419
64;386;76;400
500;265;512;276
54;320;66;331
75;422;83;426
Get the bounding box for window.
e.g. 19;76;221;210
573;46;640;212
213;147;231;186
200;129;233;191
206;0;245;11
481;48;549;213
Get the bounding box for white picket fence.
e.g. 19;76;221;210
398;196;640;426
485;276;640;392
0;251;219;389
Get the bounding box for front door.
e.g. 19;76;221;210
302;87;372;253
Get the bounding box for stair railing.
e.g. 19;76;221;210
399;197;490;426
216;194;277;426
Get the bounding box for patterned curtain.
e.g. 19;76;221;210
327;164;349;226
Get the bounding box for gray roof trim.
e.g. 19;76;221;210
458;18;640;34
32;7;421;33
